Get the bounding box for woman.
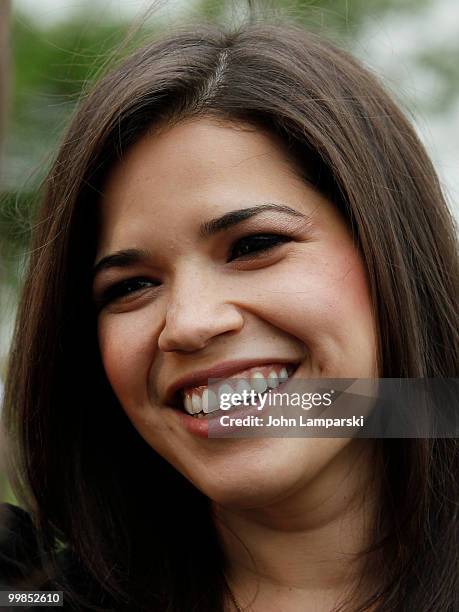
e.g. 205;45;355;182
2;14;458;612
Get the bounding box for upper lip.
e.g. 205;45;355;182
164;358;299;406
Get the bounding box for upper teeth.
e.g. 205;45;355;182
182;365;292;416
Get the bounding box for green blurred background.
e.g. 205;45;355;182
1;0;458;502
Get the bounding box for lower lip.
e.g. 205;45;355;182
173;369;299;438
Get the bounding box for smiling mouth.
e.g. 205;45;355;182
172;362;299;418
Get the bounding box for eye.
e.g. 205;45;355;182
96;277;159;309
228;234;291;261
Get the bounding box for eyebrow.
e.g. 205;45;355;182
93;203;305;279
198;203;305;238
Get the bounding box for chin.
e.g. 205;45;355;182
193;453;304;508
193;437;355;509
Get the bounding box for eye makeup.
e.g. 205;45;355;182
93;207;314;310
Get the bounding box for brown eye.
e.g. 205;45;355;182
97;277;159;308
228;234;291;261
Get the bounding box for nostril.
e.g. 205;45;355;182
158;325;210;354
159;338;208;354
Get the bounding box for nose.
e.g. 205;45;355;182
157;269;244;353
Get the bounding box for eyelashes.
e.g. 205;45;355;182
96;278;158;310
228;233;291;261
96;233;292;309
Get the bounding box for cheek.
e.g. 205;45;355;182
325;251;375;328
97;309;160;407
325;256;377;373
260;243;377;374
313;250;376;374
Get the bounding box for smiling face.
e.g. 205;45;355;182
93;118;378;508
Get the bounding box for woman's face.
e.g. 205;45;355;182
93;118;378;507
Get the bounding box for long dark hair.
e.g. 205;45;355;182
3;12;458;612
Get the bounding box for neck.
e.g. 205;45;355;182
212;440;380;612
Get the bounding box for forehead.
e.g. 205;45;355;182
101;117;303;198
96;117;333;255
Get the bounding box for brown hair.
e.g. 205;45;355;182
3;13;458;612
